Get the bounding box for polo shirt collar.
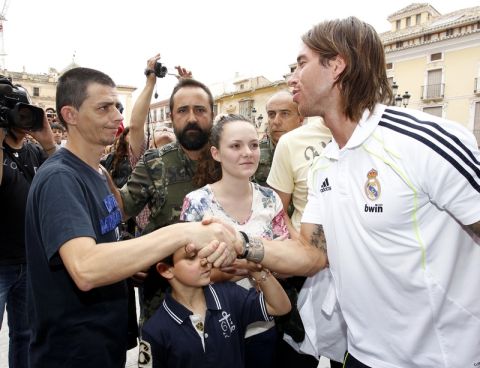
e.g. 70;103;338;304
322;104;386;160
162;284;223;325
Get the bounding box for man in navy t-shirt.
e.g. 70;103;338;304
25;67;239;367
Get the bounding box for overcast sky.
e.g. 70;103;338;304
3;0;479;100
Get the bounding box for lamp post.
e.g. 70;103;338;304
401;91;411;108
391;82;410;108
392;81;399;97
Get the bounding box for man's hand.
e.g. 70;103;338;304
184;219;239;268
146;54;161;81
220;259;262;277
200;216;244;256
186;240;236;268
29;113;56;154
174;66;193;80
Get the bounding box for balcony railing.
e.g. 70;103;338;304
475;78;480;94
421;83;445;100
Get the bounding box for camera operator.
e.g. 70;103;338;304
0;114;56;368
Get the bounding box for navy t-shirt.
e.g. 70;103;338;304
25;148;128;367
140;282;272;368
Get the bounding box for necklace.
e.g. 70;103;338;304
195;321;204;332
190;314;205;333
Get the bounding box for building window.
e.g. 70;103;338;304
239;100;253;120
396;20;401;30
33;87;40;97
213;104;218;117
446;28;454;37
473;102;480;146
416;14;421;25
386;62;393;70
160;108;164;121
430;52;442;62
423;106;442;117
423;69;443;99
240;83;244;90
153;109;157;122
423;34;431;42
406;17;411;27
395;41;403;48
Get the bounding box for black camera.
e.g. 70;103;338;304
154;62;168;78
0;76;44;131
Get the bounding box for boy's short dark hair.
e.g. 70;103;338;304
50;123;65;131
161;254;174;266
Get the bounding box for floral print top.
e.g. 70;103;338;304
180;182;288;240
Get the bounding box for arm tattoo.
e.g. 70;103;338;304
310;224;327;254
467;221;480;237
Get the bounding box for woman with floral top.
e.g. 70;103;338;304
180;114;288;368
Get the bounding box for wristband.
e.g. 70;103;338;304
144;68;155;77
249;269;271;286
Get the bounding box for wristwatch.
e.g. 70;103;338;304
237;231;250;259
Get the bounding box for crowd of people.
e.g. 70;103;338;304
0;15;479;368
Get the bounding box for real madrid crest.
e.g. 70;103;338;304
364;168;381;201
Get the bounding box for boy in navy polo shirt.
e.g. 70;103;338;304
139;242;291;368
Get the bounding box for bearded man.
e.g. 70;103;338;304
115;78;220;321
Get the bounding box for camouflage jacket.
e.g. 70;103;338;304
120;142;197;235
252;136;274;187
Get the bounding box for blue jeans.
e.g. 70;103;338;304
0;263;30;368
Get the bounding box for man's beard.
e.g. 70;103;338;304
175;122;210;151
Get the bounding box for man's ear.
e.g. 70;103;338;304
331;55;346;81
156;262;174;280
210;146;221;163
60;106;78;127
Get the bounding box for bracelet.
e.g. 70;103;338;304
249;269;271;286
144;68;155;77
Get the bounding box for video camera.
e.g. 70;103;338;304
154;62;168;78
0;76;45;131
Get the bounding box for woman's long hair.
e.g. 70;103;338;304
111;126;130;176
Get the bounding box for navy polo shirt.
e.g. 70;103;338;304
140;282;272;368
